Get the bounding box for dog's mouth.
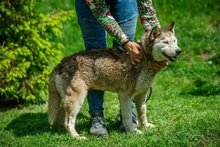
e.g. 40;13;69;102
162;52;178;62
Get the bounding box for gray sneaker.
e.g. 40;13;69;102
89;112;108;137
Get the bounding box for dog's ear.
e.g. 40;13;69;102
149;26;161;41
167;21;175;33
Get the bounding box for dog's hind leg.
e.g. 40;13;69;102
134;91;155;128
64;79;88;140
48;73;62;126
58;106;65;126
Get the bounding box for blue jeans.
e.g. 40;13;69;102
75;0;138;115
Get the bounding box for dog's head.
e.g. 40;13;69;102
141;22;181;62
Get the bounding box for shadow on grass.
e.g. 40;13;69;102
5;112;60;137
5;112;91;137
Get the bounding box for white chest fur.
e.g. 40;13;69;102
131;67;156;97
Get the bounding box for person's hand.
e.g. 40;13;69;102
152;60;168;72
123;41;143;65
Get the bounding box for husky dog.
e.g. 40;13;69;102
48;22;181;139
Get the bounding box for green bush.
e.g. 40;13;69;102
0;0;74;103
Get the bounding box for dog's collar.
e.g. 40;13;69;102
117;46;126;52
136;41;143;47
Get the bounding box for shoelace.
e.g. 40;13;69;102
91;117;106;128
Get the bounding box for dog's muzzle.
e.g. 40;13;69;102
163;48;181;62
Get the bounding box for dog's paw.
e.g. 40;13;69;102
146;123;155;128
135;128;142;134
76;136;88;140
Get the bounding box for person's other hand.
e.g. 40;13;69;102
152;60;168;72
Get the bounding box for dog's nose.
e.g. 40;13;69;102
175;49;182;55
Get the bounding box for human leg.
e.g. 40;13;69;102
108;0;139;130
75;0;108;136
107;0;138;46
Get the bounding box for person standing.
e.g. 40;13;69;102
75;0;167;137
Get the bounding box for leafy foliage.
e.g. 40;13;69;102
0;0;74;103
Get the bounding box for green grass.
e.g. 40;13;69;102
1;0;220;146
0;94;219;146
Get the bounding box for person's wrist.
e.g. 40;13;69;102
122;39;131;49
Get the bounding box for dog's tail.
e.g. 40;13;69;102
48;72;61;126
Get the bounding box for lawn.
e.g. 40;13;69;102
0;0;220;146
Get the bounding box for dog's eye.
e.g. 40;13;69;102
163;41;169;44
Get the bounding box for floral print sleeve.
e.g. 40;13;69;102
85;0;160;45
137;0;160;31
86;0;128;45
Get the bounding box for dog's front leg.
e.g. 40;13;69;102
118;92;141;134
134;92;155;128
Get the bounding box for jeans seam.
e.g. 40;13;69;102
117;13;138;24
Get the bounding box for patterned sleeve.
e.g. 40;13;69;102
137;0;160;31
86;0;128;45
